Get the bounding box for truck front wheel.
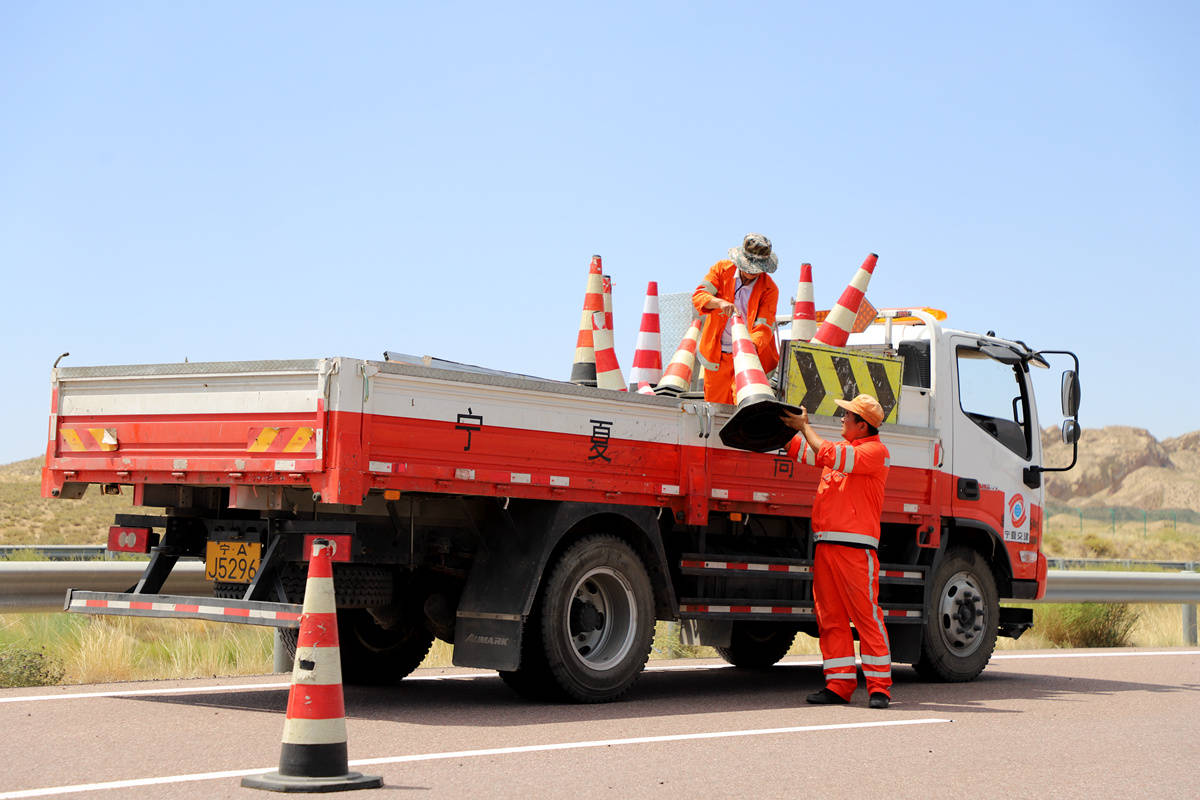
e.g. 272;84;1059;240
535;534;655;702
914;546;999;682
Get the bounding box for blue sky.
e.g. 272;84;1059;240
2;2;1197;465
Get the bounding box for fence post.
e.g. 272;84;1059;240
1184;603;1198;647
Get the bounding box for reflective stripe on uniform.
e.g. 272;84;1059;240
841;444;856;473
862;669;891;679
753;317;769;329
696;350;720;371
813;531;879;548
826;673;858;680
700;281;718;295
823;656;857;669
860;653;891;666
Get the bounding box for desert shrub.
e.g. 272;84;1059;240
1082;535;1117;558
1037;603;1140;648
0;644;65;687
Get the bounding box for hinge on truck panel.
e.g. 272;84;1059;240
681;401;713;439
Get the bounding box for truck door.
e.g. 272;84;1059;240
946;336;1036;543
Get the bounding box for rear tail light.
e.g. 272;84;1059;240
107;526;157;554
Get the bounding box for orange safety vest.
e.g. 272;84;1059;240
691;260;780;376
787;433;890;547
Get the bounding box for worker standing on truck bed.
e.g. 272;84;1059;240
781;394;893;709
691;233;780;404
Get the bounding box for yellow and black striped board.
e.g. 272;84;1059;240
781;341;902;424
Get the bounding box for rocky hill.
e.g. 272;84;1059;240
1042;426;1200;513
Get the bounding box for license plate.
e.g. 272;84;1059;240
205;541;262;583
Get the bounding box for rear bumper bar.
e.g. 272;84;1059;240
65;589;302;628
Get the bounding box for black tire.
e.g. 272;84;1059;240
497;610;561;702
914;546;999;682
518;534;655;703
336;608;435;686
715;622;797;668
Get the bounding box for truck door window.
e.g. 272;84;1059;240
956;346;1031;459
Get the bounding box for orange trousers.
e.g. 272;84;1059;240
702;353;735;404
813;542;892;699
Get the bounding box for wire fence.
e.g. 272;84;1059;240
1045;503;1200;535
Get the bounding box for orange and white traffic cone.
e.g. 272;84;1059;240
242;539;382;793
718;314;801;452
654;319;702;396
592;311;627;391
570;255;605;386
812;253;878;347
635;382;656;395
629;281;663;390
791;262;817;342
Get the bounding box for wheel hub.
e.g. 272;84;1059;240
937;571;987;656
564;568;636;670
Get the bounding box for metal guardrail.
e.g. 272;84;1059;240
0;562;211;612
0;545;112;560
1040;569;1200;603
1047;557;1198;572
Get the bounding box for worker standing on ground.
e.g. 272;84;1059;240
691;233;780;404
781;394;893;708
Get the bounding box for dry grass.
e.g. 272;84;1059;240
1043;513;1200;562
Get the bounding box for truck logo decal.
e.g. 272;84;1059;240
588;419;613;462
465;633;510;646
1008;493;1027;528
455;408;483;451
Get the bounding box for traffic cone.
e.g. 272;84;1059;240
791;262;817;342
570;255;605;386
718;314;801;452
242;539;382;792
592;311;627;391
654;319;702;396
601;274;615;337
812;253;878;347
636;382;656;394
628;281;663;390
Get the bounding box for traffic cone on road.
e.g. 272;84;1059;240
628;281;663;390
242;539;382;793
592;311;627;391
812;253;878;347
791;263;817;342
570;256;605;386
718;314;801;452
654;319;702;396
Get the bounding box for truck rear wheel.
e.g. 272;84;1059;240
914;546;999;682
716;622;797;668
336;608;435;685
525;534;655;703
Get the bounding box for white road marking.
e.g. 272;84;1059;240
2;650;1195;705
0;718;951;799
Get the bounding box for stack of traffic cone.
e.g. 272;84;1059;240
718;314;802;452
242;540;382;792
570;255;605;386
812;253;878;347
601;274;614;333
592;311;627;391
653;319;702;396
628;281;663;391
791;262;817;342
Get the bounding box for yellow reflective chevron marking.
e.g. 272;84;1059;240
61;429;85;451
283;427;314;453
248;427;281;452
782;341;903;424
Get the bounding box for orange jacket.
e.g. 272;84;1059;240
691;260;780;375
787;433;890;547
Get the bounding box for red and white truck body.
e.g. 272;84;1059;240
43;310;1080;701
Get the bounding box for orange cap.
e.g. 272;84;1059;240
834;393;885;428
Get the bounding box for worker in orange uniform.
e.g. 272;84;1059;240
691;233;780;404
781;394;892;708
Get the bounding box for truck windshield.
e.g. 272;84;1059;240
956;346;1031;459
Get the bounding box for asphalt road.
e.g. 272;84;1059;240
2;648;1197;799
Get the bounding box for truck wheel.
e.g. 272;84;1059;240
336;608;435;685
537;534;655;703
914;547;999;682
716;622;796;668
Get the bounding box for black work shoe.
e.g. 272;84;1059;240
868;692;890;709
806;688;850;705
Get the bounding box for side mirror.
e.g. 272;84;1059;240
1061;419;1081;444
1060;370;1080;417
